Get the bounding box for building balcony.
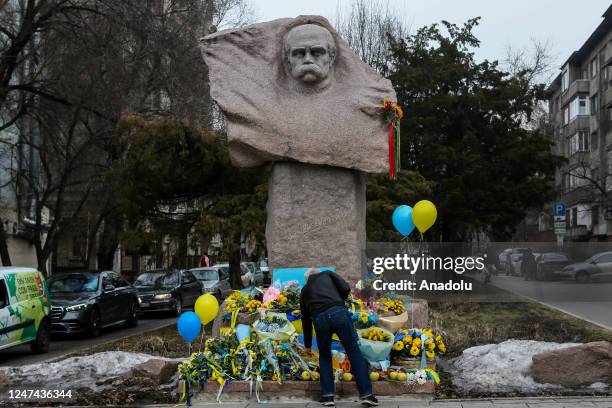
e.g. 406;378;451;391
561;79;590;106
563;115;590;137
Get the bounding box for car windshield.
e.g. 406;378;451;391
49;275;98;293
134;271;179;288
192;269;218;281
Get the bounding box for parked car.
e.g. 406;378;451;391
259;259;270;284
241;262;263;286
559;251;612;283
134;269;202;316
189;266;232;300
48;271;139;337
0;267;50;353
214;263;252;288
535;252;574;281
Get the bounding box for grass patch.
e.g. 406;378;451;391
429;301;612;358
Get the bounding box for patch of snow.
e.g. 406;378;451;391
3;351;183;391
589;382;609;390
445;339;580;393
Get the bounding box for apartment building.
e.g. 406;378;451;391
547;5;612;241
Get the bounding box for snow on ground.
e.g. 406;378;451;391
445;340;580;393
3;351;182;391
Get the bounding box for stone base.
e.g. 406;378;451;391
266;162;366;283
188;380;434;401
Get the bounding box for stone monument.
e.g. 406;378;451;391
201;16;396;282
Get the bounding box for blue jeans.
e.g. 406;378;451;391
314;305;373;398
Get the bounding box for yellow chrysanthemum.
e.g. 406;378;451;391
403;336;412;344
425;350;435;359
409;346;420;356
393;341;404;351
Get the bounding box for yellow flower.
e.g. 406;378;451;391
413;338;421;348
402;336;412;344
438;343;446;353
409;346;420;356
393;341;404;351
436;335;443;342
425;350;435;359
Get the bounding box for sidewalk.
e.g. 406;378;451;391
149;396;612;407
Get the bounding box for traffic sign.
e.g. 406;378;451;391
553;203;566;217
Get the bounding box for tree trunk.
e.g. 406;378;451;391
0;219;12;266
229;232;242;289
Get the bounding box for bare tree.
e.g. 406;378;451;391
334;0;410;69
503;38;557;130
0;0;255;272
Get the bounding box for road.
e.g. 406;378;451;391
0;315;177;367
490;274;612;329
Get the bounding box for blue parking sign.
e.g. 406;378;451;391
553;203;566;217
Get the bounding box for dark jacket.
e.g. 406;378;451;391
300;271;351;348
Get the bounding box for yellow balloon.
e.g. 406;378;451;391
412;200;437;233
194;294;219;325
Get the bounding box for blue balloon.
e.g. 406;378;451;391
392;205;415;237
177;311;201;343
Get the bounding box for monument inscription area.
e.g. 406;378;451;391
201;16;397;281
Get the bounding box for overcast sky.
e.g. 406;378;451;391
249;0;611;79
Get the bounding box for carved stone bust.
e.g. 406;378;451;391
200;16;396;174
284;24;336;90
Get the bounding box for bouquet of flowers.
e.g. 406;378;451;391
357;327;394;364
254;312;296;342
391;328;446;369
265;285;300;313
352;310;377;329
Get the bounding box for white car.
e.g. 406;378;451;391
213;263;252;288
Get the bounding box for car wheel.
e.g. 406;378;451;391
127;301;139;327
576;271;590;284
174;296;182;317
87;307;101;337
30;318;50;354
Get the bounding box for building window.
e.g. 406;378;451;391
607;150;612;175
569;95;589;121
590;57;598;78
563;106;569;125
571;207;578;226
569;131;589;155
591;94;599;114
562;68;569;92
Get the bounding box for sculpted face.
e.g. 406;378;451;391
285;24;336;86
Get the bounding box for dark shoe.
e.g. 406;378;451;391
319;396;335;406
361;395;379;406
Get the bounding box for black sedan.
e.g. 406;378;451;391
535;252;573;281
134;269;202;316
48;271;139;337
